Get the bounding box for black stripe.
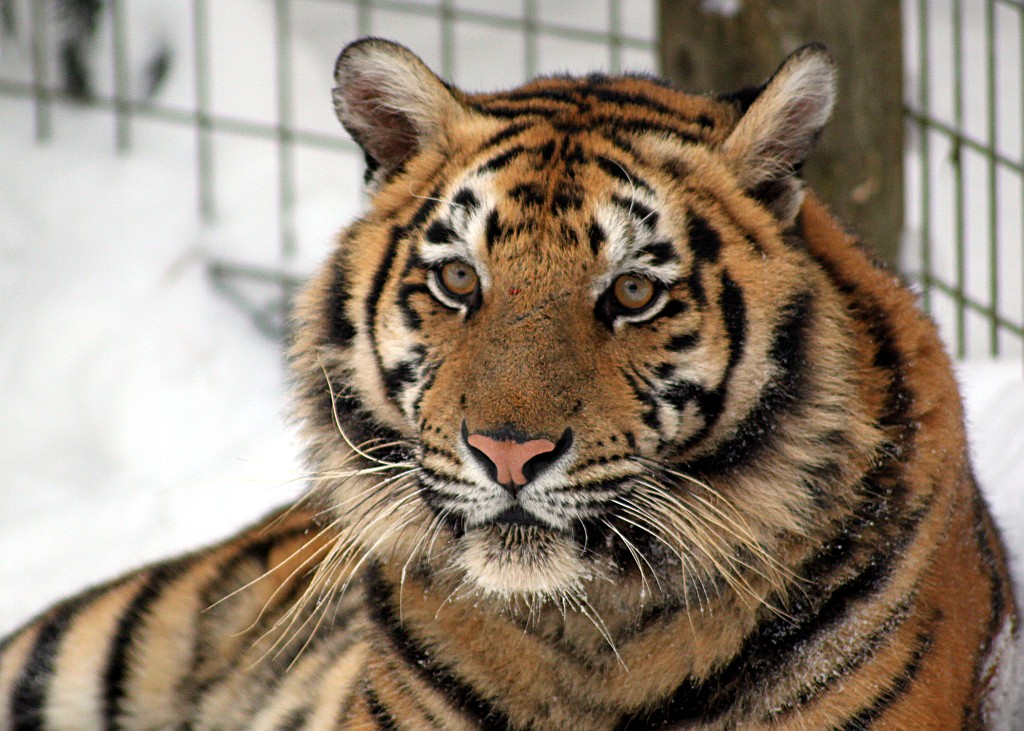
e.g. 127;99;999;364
639;241;677;267
685;265;707;309
484;210;505;252
588;221;606;257
275;706;309;731
806;236;919;447
588;86;684;122
662;379;707;412
327;258;356;347
475;103;551;119
672;272;746;453
407;189;441;230
613;529;926;729
718;274;747;370
604;133;646;166
424;219;456;245
451;188;479;212
652;362;674;380
557;221;580;249
611;194;657;229
382;350;424;405
265;605;361;684
666;332;698;352
410;362;439;421
421;443;462;463
499;88;582;107
362;150;380;184
835;627;934;730
477;145;526;173
477;122;531;152
683;291;810;471
509;183;544;207
549;478;627;497
364;565;512;727
718;84;765;114
551;186;583;214
560;138;586;164
750;178;793;211
594;155;653;193
10;592;99;731
365;225;406;403
564;454;627;473
766;596;914;720
536;139;556;166
695;113;716;129
362;686;399;731
397;283;430;330
180;527;315;715
974;483;1009;646
686;211;721;263
743;233;767;256
206;525;318;599
103;563;185;730
623;370;661;432
587;116;700;144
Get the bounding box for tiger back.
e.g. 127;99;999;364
1;38;1018;730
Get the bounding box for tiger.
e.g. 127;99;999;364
1;37;1018;730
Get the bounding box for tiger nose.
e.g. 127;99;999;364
464;427;573;495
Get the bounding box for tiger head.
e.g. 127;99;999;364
291;39;878;612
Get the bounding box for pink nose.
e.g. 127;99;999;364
466;433;557;487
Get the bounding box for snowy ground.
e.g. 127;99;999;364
0;10;1020;716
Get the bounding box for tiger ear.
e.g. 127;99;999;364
722;44;836;225
333;38;463;187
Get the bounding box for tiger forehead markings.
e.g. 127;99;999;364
2;37;1017;731
357;136;800;452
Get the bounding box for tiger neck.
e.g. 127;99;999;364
361;560;765;729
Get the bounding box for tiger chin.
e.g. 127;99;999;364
2;37;1020;731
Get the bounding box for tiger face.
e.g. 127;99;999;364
292;40;872;610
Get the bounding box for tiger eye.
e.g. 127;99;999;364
438;261;479;298
613;274;656;311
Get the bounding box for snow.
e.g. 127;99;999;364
960;361;1024;599
902;0;1024;361
0;4;1020;720
0;118;304;627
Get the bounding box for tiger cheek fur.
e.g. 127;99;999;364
2;37;1017;731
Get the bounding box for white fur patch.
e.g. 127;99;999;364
982;615;1023;730
454;526;590;599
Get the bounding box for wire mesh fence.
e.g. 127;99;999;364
903;0;1024;362
1;0;1021;364
0;0;656;338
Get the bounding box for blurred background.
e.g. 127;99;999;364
1;0;1021;630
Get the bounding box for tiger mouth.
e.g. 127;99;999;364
452;521;592;598
490;504;548;528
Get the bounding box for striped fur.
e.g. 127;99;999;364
2;38;1017;729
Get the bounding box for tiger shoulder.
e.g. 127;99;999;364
2;38;1018;730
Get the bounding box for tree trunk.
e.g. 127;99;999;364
659;0;903;266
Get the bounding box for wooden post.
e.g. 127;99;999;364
659;0;904;266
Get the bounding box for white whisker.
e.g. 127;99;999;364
317;352;414;468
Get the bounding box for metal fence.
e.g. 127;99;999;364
1;0;1021;363
903;0;1024;362
0;0;656;337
